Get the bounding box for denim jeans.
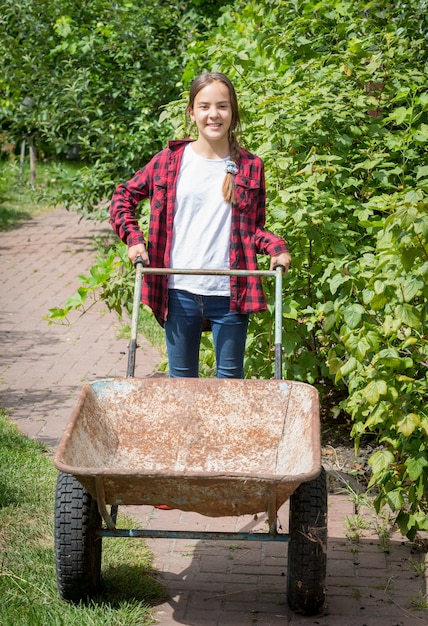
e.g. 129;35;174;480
164;289;249;378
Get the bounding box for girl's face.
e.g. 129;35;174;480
189;81;233;146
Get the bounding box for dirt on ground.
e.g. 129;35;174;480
319;386;377;495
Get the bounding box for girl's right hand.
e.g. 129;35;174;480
128;243;150;266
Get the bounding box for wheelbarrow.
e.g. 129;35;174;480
53;263;327;615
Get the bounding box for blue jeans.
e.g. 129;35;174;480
164;289;249;378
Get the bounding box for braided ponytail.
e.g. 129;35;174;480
222;131;241;204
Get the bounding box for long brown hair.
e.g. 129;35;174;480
187;72;241;203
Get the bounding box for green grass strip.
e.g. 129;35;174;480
0;409;167;626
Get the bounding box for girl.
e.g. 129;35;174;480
109;72;291;378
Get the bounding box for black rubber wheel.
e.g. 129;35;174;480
54;472;102;603
287;467;328;615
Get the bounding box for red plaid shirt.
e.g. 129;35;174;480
109;139;288;325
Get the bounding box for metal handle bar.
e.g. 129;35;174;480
127;259;285;380
137;267;283;277
126;259;144;377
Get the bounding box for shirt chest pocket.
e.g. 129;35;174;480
234;175;260;209
152;180;167;212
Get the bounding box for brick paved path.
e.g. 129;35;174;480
0;208;426;625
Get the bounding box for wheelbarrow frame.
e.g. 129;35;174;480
54;264;327;615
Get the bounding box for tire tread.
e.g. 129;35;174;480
54;472;102;603
287;467;328;615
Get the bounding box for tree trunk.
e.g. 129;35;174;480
29;139;37;184
19;139;26;186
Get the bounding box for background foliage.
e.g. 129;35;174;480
2;0;427;540
0;0;229;213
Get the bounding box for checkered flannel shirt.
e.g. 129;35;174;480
109;139;288;325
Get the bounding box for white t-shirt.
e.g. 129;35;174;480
169;144;231;295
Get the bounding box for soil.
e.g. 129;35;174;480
318;386;375;493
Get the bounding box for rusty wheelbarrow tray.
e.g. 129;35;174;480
53;265;327;615
55;376;320;524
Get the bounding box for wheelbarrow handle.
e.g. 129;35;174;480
273;265;284;380
126;261;286;379
126;257;145;377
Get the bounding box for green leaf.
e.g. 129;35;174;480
385;106;410;125
327;354;343;375
396;511;417;541
362;380;387;405
54;15;73;38
353;157;383;171
370;292;388;310
64;291;86;308
413;512;428;531
354;338;370;360
365;402;387;428
46;306;71;322
397;413;420;437
386;489;404;511
264;112;278;128
329;273;350;295
374;347;402;370
335;356;358;383
414;123;428;142
418;92;428;109
416;165;428;180
405;452;428;481
342;304;365;329
382;315;402;336
402;277;424;302
404;189;424;203
369;449;394;474
282;299;300;320
65;287;90;309
323;311;336;332
344;333;371;360
395;304;421;329
420;416;428;436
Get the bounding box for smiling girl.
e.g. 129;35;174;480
109;72;291;378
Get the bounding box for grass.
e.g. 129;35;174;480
409;591;428;611
0;158;80;231
0;409;167;626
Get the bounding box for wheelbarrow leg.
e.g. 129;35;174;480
111;504;118;525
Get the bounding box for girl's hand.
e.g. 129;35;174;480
270;251;291;273
128;243;150;266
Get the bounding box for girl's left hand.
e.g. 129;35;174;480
270;251;291;273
